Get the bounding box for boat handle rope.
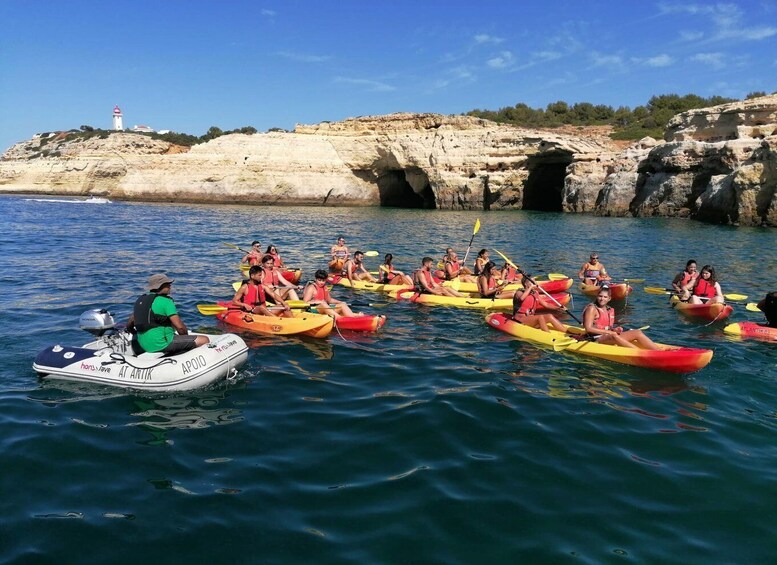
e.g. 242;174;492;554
101;352;178;370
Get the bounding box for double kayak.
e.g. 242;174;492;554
723;321;777;341
240;265;302;284
670;296;734;322
580;282;633;300
329;275;410;293
389;289;571;310
485;312;713;373
216;305;333;338
442;277;574;295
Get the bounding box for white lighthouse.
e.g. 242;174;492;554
112;105;123;131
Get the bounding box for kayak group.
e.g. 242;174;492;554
125;234;776;376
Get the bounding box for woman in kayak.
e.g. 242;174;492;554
378;253;413;286
578;252;611;286
684;265;724;304
511;278;568;333
672;259;698;299
473;249;490;276
478;261;513;299
303;269;359;320
329;236;349;273
756;291;777;327
415;257;465;297
583;287;658;349
265;245;285;268
241;240;264;266
232;265;293;317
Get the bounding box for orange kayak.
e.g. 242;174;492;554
723;321;777;341
670;296;733;322
216;306;333;338
580;282;633;300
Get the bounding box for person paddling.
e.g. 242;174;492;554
303;269;359;320
378;253;413;286
684;264;724;304
329;236;349;274
343;251;378;283
127;274;210;354
583;287;658;349
241;240;264;266
672;259;698;300
511;277;568;333
756;291;777;327
478;261;513;299
232;265;293;317
414;257;465;297
579;252;611;286
262;254;300;301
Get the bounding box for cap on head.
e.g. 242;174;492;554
147;273;174;291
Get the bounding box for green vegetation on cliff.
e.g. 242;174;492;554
466;93;773;140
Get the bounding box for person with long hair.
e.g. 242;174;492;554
512;278;568;333
378;253;413;286
684;264;724;304
583;287;658;349
478;261;513;299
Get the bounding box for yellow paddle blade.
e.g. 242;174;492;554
552;337;578;352
724;293;748;301
746;302;761;312
287;300;311;308
547;273;567;281
644;287;673;295
473;218;481;235
197;304;228;315
449;277;461;291
364;251;379;257
232;281;243;292
493;248;518;269
623;278;645;283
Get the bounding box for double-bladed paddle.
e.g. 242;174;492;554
461;219;481;265
644;287;748;301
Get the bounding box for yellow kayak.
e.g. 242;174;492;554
217;306;333;338
389;289;513;309
330;275;410;293
442;277;574;294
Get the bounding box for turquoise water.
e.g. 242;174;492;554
1;196;775;563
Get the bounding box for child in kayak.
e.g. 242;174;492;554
578;252;611;286
511;278;568;333
303;269;359;320
672;259;698;300
378;253;413;286
583;287;658;349
478;261;513;299
684;265;724;304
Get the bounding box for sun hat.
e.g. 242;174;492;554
147;273;174;291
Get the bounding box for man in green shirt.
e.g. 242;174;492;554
127;274;209;354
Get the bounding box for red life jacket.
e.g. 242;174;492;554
263;267;280;286
245;283;266;307
310;282;327;302
415;269;434;292
445;260;460;280
680;271;696;287
693;278;717;298
515;293;539;316
592;306;614;329
271;253;283;267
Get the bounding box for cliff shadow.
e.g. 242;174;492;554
523;153;572;211
359;167;436;209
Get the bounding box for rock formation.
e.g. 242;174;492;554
1;95;775;226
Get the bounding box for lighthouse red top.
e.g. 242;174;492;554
113;105;122;115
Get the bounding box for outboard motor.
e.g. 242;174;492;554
79;309;116;336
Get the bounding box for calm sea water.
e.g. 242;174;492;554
0;195;775;563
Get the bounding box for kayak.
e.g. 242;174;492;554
485;312;713;373
723;321;777;341
330;275;410;293
240;265;302;284
334;314;387;332
389;289;571;311
441;277;574;294
670;296;733;322
580;282;633;300
32;309;248;391
216;304;333;338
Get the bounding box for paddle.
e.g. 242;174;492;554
223;242;251;254
232;281;303;292
197;303;294;315
746;302;761;312
364;251;379;257
521;271;583;325
547;273;568;281
461;218;481;265
551;337;580;351
645;287;748;301
493;248;519;270
623;278;645;283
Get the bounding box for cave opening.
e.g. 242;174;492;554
377;168;436;209
523;153;573;211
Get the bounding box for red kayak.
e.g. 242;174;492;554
334;314;387;332
537;292;572;310
670;296;733;322
723;321;777;341
580;282;632;300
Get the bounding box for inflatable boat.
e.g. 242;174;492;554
33;309;249;392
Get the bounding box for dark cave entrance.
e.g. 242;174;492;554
523;153;573;212
376;168;436;209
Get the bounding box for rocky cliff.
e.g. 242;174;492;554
1;96;775;226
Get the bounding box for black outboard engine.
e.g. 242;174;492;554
79;309;116;337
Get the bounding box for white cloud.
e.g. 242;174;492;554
278;51;331;63
679;30;704;41
637;54;675;67
590;52;625;70
474;34;504;44
690;52;726;69
333;77;396;92
261;9;276;17
487;51;515;69
428;66;476;91
658;2;777;42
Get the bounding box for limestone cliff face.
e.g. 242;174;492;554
1;99;775;226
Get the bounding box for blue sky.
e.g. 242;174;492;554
1;0;775;151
